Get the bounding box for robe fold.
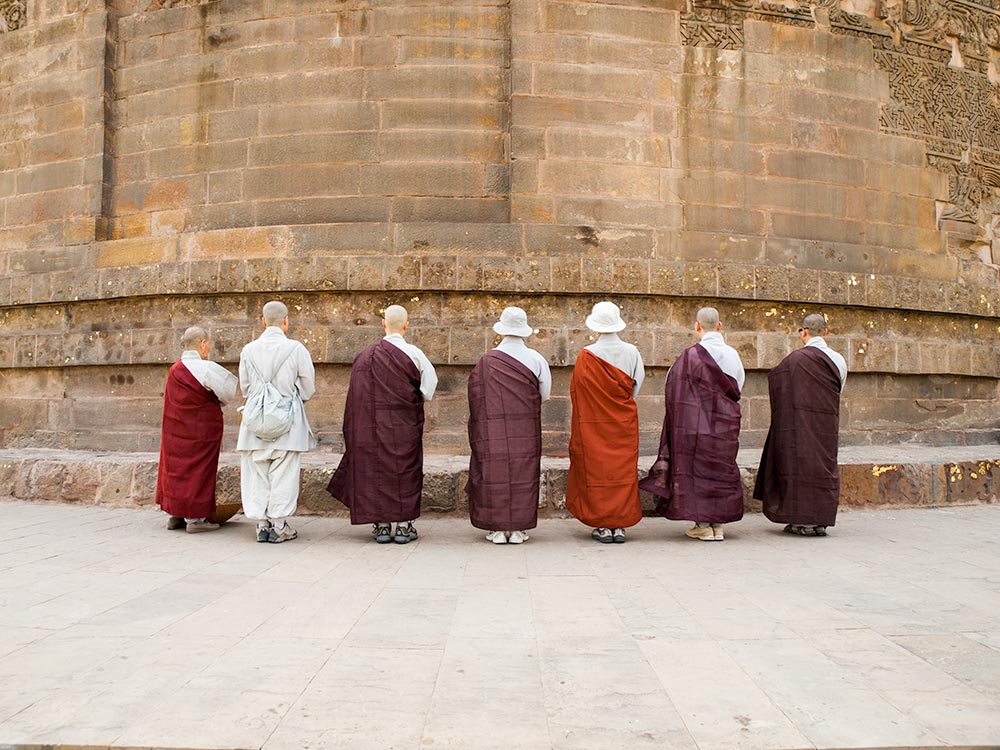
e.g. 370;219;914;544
753;346;842;526
327;339;426;524
155;361;224;519
639;344;743;524
565;349;642;529
466;350;542;531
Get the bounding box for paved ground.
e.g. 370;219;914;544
1;500;999;750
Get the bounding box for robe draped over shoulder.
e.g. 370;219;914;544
156;361;224;519
565;349;642;529
753;346;842;526
466;350;542;531
639;344;743;524
327;339;426;524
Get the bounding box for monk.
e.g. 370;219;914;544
156;326;238;533
467;307;552;544
640;307;745;542
328;305;438;544
754;313;847;536
566;301;645;544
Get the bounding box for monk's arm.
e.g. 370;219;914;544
295;345;316;402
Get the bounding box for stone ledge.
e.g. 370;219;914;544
1;446;997;515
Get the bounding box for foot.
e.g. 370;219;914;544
372;524;392;544
508;530;529;544
269;524;298;543
612;528;626;544
185;520;220;534
486;530;508;544
394;522;418;544
711;524;724;541
685;525;716;541
256;524;272;543
167;516;186;531
783;524;817;536
814;526;828;536
591;527;613;544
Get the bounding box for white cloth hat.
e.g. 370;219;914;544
493;306;534;338
585;301;627;333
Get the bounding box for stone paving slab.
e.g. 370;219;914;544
1;445;999;514
1;500;999;750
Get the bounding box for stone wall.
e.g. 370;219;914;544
1;0;998;457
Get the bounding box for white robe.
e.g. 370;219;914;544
236;327;316;452
179;350;238;405
384;333;438;401
805;336;848;391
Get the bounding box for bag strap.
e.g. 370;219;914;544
246;343;297;387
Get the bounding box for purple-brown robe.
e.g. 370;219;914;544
639;343;744;524
754;346;842;526
466;350;542;531
155;361;224;519
327;339;426;524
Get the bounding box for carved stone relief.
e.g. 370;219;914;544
682;0;1000;254
1;0;27;32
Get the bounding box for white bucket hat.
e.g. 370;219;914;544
586;301;627;333
493;306;534;338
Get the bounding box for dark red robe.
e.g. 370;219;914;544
466;350;542;531
754;346;842;526
155;361;224;519
566;349;642;529
327;339;426;524
639;344;743;524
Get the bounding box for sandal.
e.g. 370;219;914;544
783;524;817;536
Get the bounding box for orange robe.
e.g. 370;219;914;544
565;349;642;528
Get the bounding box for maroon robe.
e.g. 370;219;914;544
639;344;743;524
155;361;224;519
566;349;643;529
466;350;542;531
327;339;426;524
754;346;842;526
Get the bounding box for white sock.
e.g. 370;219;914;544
274;520;286;531
185;518;205;523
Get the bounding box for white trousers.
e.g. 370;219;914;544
240;449;301;523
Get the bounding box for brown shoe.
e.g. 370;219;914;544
186;520;220;534
685;525;716;541
167;516;186;531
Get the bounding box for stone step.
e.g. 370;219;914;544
2;446;999;515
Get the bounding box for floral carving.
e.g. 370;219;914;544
1;0;27;32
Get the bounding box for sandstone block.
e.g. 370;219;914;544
368;66;503;100
379;131;504;163
398;38;507;66
533;63;671;103
544;1;676;44
538;161;660;201
685;205;765;235
260;101;380;135
771;213;865;245
391;197;510;224
245;165;359;200
255;196;391;226
513;95;650;130
382;100;505;130
234;70;363;107
361;163;485;197
250;133;377;166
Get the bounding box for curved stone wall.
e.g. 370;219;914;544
1;0;998;456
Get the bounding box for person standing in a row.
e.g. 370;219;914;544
466;307;552;544
156;326;238;533
565;302;645;544
328;305;438;544
754;313;847;536
640;307;745;541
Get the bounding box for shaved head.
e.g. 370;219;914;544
180;326;208;349
801;313;828;334
383;304;408;334
262;300;288;326
696;307;720;331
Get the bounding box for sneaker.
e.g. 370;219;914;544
256;525;272;543
486;530;508;544
612;528;626;544
591;527;613;544
372;524;392;544
269;524;298;543
685;525;716;541
711;524;725;541
185;520;220;534
814;526;828;537
394;522;418;544
167;516;186;531
508;530;529;544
